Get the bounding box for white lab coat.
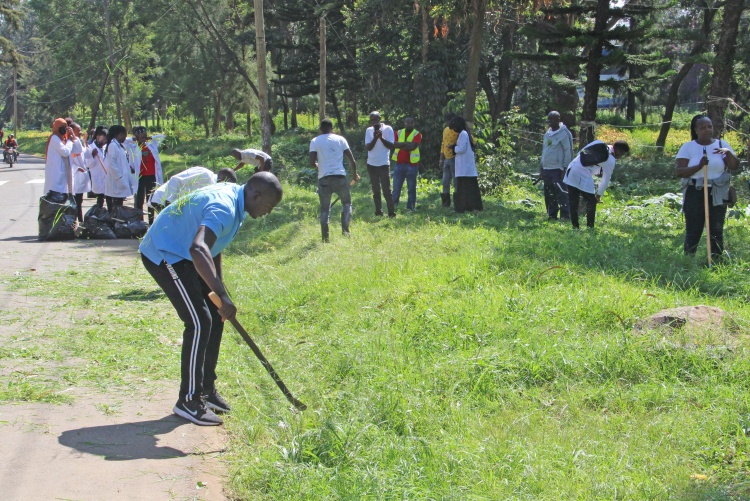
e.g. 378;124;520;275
85;142;107;194
71;138;91;195
44;135;75;194
104;140;135;198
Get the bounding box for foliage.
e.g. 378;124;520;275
6;179;750;499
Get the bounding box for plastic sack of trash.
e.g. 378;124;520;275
38;194;77;241
110;205;147;239
110;205;144;223
113;220;148;239
82;205;116;239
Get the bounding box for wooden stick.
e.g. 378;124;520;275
703;161;712;267
96;154;108;175
208;292;307;411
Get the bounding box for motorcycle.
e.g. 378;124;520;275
4;147;17;167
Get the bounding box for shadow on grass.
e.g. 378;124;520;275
58;415;198;461
108;288;165;301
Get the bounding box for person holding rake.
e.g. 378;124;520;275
676;114;740;262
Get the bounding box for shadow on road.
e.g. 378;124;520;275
58;415;214;461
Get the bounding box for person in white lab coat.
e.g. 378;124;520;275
104;125;134;212
125;126;165;224
43;117;77;199
70;122;90;223
85;126;108;208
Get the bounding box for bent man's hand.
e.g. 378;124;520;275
217;294;237;322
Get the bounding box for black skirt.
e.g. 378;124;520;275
454;177;483;213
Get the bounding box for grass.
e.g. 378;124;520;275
2;172;750;499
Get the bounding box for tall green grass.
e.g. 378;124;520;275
5;129;750;500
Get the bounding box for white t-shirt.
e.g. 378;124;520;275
240;148;271;164
563;140;616;196
149;166;218;206
309;133;350;178
364;124;394;166
676;139;735;181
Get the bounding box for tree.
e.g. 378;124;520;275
706;0;746;137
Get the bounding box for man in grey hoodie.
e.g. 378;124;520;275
540;111;574;220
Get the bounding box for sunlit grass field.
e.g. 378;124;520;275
3;172;750;499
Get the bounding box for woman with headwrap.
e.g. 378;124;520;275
43;118;77;200
449;115;483;213
104;125;133;211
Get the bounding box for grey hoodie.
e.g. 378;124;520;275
541;125;574;171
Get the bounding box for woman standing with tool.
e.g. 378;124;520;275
676;114;740;262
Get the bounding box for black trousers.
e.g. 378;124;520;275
541;169;569;219
141;255;224;402
106;196;124;212
683;184;727;257
73;194;84;223
136;175;157;224
567;185;597;229
367;164;395;216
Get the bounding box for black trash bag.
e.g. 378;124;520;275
85;224;117;239
113;220;148;239
38;195;77;241
84;205;112;225
82;205;116;239
110;205;145;223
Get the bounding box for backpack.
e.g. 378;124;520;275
579;142;610;167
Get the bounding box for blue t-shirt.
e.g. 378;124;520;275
140;183;247;265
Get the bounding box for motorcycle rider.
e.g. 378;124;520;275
4;134;18;163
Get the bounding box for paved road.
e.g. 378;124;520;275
0;153;141;281
0;155;227;500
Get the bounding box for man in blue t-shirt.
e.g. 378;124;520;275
140;172;283;426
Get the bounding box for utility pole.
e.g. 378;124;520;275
13;67;17;136
254;0;271;154
319;15;326;121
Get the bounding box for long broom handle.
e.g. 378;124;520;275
703;162;712;267
208;292;307;411
96;154;108;175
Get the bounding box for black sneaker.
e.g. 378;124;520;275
173;398;223;426
205;389;231;413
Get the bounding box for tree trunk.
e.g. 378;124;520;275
226;104;235;132
104;0;123;124
464;0;486;127
579;0;610;146
281;94;289;130
89;70;109;130
212;93;221;135
247;102;253;139
291;97;298;128
319;15;327;121
707;0;745;137
656;3;716;148
330;91;345;135
201;109;210;138
254;0;272;154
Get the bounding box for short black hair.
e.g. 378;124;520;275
263;158;273;172
132;125;147;134
217;168;238;183
248;171;283;203
613;140;630;155
320;119;333;132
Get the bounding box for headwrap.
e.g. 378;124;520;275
45;118;68;159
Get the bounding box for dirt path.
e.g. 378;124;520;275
0;155;228;501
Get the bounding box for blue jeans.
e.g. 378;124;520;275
392;163;418;210
441;158;455;194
